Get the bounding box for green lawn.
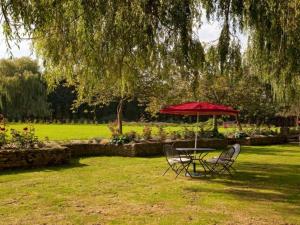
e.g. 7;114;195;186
0;144;299;224
7;123;242;141
7;123;182;141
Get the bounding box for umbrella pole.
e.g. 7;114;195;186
195;113;199;148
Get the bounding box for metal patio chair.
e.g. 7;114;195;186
204;144;241;176
162;143;193;178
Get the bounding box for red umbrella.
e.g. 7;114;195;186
160;102;239;148
160;102;239;116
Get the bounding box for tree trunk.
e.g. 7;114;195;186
213;115;218;132
296;115;299;130
236;114;243;131
117;99;124;135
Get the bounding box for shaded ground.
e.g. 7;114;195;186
0;144;299;224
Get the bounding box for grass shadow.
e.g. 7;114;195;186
183;160;300;218
197;161;300;204
240;144;300;156
0;158;88;176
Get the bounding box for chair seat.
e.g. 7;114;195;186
205;158;230;164
168;157;192;164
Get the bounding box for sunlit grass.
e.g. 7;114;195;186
0;144;299;224
5;123;278;141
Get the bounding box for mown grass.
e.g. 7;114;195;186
0;144;299;224
7;123;183;141
6;123;261;141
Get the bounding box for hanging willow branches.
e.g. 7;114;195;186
0;0;299;101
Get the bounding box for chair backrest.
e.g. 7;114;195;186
219;146;235;161
163;144;179;160
231;144;241;161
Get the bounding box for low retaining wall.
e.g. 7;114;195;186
0;147;71;170
65;138;228;157
227;135;288;146
64;144;135;157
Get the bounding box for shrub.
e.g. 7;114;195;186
169;131;181;140
109;131;137;145
0;127;7;147
234;131;249;139
157;126;167;140
260;128;277;136
107;121;119;138
126;130;137;141
10;126;40;149
110;135;130;145
0;114;7;148
182;127;195;139
289;127;300;135
142;126;152;140
212;130;225;139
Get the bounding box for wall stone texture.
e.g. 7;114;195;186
65;138;228;158
0;147;71;170
0;136;288;170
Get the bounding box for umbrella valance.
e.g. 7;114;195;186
159;102;239;116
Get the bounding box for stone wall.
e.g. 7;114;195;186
227;135;288;146
65;138;228;158
64;143;134;157
0;147;71;170
0;135;288;170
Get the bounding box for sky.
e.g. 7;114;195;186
0;18;247;59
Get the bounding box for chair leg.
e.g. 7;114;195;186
219;165;233;176
162;166;171;176
175;167;184;178
183;162;192;177
175;162;192;178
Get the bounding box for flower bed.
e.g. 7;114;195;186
0;147;71;170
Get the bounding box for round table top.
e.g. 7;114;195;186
175;147;217;152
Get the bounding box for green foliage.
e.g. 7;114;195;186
197;129;225;139
168;131;182;140
0;127;7;147
181;127;195;139
142;126;152;140
107;122;119;139
0;114;7;147
234;131;249;139
157;126;167;141
125;131;137;141
0;58;50;120
226;126;278;139
110;130;137;145
0;58;39;77
10;126;40;149
110;135;131;145
1;0;299;123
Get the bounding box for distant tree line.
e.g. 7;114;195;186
0;57;297;127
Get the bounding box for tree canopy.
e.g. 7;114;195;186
0;0;299;129
1;1;299;99
0;57;50;120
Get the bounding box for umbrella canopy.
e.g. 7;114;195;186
159;102;239;116
160;102;239;148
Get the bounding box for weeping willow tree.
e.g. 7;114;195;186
1;0;300;131
0;58;50;120
0;0;203;134
201;0;300;101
